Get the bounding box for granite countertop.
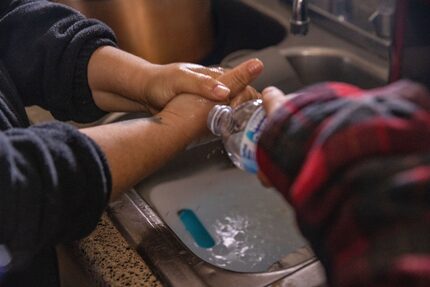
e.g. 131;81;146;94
73;213;163;287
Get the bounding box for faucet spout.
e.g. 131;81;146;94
290;0;310;35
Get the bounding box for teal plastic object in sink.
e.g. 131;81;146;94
179;209;216;249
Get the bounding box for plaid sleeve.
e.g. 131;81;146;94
257;80;430;286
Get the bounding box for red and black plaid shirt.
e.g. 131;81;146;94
257;80;430;287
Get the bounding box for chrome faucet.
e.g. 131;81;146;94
290;0;310;35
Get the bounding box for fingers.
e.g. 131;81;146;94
171;64;231;101
262;86;288;116
188;65;225;78
230;86;262;108
217;58;264;95
168;59;263;104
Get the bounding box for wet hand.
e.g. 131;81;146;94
261;86;289;117
221;59;263;107
141;63;233;113
256;86;290;188
89;46;237;113
159;58;264;139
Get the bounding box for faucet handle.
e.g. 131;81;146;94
290;0;310;35
368;0;395;39
290;19;310;35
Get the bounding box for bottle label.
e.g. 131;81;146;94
240;106;267;173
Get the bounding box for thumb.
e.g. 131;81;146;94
170;59;263;103
218;58;264;95
262;86;288;116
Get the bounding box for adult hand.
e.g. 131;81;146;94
257;86;290;188
88;46;260;113
262;86;290;117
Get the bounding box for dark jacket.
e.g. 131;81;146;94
0;0;115;285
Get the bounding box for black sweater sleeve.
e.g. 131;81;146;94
0;122;112;271
0;0;117;122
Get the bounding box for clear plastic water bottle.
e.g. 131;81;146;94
207;99;267;173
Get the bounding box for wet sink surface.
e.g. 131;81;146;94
135;140;307;273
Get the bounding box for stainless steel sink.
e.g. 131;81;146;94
106;1;389;287
281;47;386;88
221;46;386;94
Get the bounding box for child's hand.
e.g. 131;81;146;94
141;62;230;113
88;46;262;114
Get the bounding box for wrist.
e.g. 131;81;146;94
157;107;210;145
157;110;195;145
88;46;153;109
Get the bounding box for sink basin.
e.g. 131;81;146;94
281;47;386;89
134;140;308;274
199;0;288;65
56;0;286;65
221;46;387;94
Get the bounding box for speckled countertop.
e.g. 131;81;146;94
74;213;163;287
